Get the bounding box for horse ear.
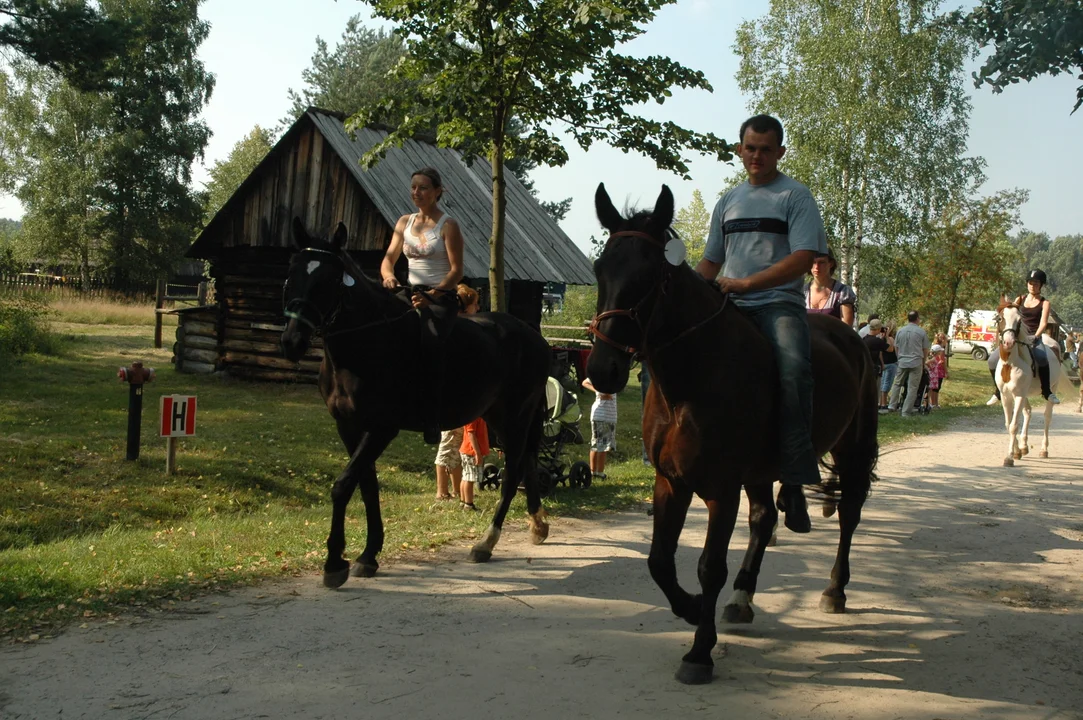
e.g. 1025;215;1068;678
647;185;675;236
595;183;623;232
331;222;348;250
291;217;308;249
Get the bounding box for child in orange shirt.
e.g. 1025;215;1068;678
459;416;489;511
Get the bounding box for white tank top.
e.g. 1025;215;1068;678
403;213;452;287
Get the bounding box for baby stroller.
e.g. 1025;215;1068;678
480;377;590;496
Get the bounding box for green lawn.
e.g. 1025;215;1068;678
1;312;1076;642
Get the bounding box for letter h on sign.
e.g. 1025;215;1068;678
160;395;197;437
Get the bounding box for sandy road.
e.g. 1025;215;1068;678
2;409;1082;720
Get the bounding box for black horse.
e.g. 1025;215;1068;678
587;185;879;684
280;219;552;588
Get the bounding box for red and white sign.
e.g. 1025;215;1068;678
160;395;197;437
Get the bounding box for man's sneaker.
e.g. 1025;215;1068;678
986;394;1000;406
1047;393;1062;405
778;484;811;534
878;407;891;415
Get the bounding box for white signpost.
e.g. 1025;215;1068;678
160;395;197;475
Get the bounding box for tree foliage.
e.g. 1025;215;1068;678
872;189;1026;335
671;189;710;266
352;0;732;311
282;19;408;127
203;126;274;224
96;0;214;286
0;60;111;287
956;0;1083;113
1009;230;1083;327
287;15;571;222
735;0;984;297
0;0;213;289
0;0;129;90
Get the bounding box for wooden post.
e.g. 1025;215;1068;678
166;437;177;475
154;279;166;349
197;281;208;305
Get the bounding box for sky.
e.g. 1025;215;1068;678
2;0;1080;256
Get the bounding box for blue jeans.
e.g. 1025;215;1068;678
743;302;819;486
880;362;898;394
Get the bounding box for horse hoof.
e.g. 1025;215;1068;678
675;661;714;685
350;562;378;578
722;603;755;624
530;524;549;545
822;500;837;518
1020;447;1029;456
819;593;846;614
468;547;492;563
1013;450;1022;460
1003;457;1014;467
323;568;350;589
1039;450;1048;458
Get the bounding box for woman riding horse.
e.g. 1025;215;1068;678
587;184;879;685
281;219;552;588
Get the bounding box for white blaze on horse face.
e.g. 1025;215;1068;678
306;260;320;275
342;272;356;287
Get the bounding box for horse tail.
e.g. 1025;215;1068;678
822;343;880;502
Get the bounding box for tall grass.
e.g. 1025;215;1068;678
50;297;177;327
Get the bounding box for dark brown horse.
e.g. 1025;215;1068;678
280;219;552;588
587;184;879;684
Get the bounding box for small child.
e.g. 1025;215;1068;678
581;377;616;480
459;416;489;511
926;344;947;409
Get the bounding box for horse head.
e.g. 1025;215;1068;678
586;183;675;394
281;218;359;362
996;297;1023;351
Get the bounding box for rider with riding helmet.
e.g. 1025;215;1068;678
695;114;828;534
1015;269;1061;404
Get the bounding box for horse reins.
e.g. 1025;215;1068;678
284;247;415;339
588;230;727;359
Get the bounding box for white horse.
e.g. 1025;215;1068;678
995;301;1062;466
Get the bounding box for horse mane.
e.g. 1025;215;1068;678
997;298;1019;312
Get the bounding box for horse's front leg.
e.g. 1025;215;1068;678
647;475;697;625
676;490;741;685
722;482;777;624
324;427;397;589
1002;392;1021;466
1017;400;1032;457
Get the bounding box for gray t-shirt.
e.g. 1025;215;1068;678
894;322;930;369
703;173;828;307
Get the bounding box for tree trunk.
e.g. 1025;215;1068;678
489;140;507;313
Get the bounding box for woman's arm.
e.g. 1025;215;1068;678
581;378;596;394
840;303;855;326
381;215;409;288
436;218;465;291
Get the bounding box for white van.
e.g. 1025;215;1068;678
949;309;998;361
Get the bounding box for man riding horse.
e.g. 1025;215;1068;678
694;113;827;533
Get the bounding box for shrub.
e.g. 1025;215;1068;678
0;295;58;362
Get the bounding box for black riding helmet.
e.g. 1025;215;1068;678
1027;269;1048;285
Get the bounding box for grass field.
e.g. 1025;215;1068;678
1;301;1078;642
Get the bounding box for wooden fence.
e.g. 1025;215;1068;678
0;274;156;303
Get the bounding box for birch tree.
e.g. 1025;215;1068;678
734;0;984;298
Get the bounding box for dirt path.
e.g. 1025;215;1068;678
3;409;1083;720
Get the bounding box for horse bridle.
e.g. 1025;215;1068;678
997;306;1024;342
588;229;728;360
283;247;411;337
588;231;669;357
